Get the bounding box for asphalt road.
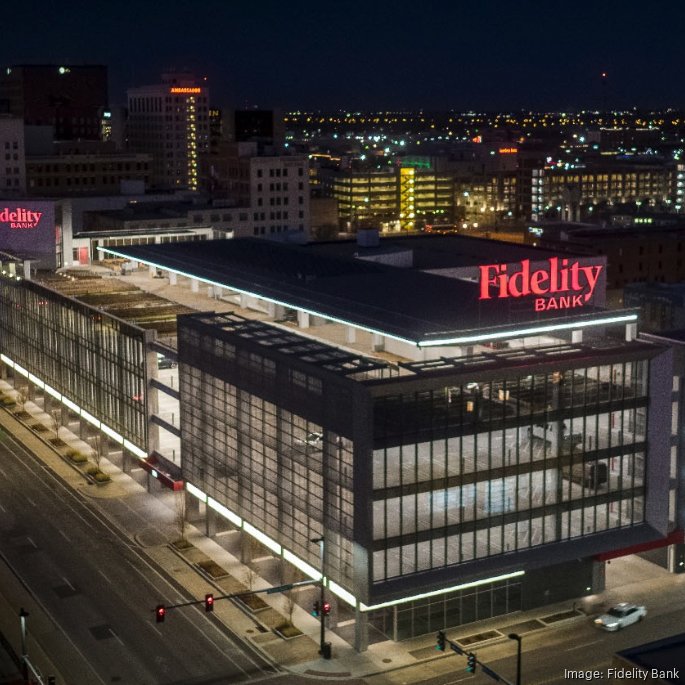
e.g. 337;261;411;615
0;426;279;685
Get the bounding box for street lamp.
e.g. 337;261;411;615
19;608;29;684
310;536;331;659
508;633;522;685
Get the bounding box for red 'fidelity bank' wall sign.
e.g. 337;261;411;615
0;207;43;229
479;258;603;311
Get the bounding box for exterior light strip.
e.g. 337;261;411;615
283;550;322;581
359;570;526;612
207;496;241;526
417;314;638;347
184;478;525;611
96;247;418;347
244;522;282;555
98;247;637;349
186;482;207;503
0;353;145;459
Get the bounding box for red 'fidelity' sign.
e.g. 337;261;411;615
479;258;603;311
0;207;43;229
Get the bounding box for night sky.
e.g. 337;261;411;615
4;0;685;111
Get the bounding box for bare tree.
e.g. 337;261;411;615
51;408;65;439
91;434;103;470
15;386;28;414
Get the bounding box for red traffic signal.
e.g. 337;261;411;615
321;601;331;616
155;604;166;623
205;593;214;612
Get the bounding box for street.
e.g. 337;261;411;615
0;426;277;684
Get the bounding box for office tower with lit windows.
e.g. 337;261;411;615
0;64;108;141
127;73;209;190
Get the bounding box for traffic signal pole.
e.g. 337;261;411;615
436;630;515;685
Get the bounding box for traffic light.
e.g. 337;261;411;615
436;630;446;651
321;601;331;616
466;652;476;673
312;600;320;617
205;593;214;612
155;605;166;623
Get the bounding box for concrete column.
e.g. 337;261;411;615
214;287;223;299
240;294;250;309
148;264;156;277
22;260;31;280
297;311;310;329
572;329;583;344
206;506;218;537
354;603;369;652
168;272;177;286
372;333;385;352
346;326;356;343
190;278;199;293
240;529;254;564
625;322;637;341
185;489;200;517
122;449;132;474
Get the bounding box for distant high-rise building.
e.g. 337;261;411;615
227;108;284;151
0;64;108;141
0;117;26;195
127;73;209;190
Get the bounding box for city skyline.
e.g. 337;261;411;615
3;0;685;110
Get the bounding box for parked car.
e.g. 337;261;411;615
158;357;177;370
594;603;646;631
295;432;323;448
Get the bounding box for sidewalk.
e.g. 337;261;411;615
0;386;598;680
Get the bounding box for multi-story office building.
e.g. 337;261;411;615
92;235;675;651
328;166;454;232
533;223;685;295
0;64;108;141
0;117;26;195
0;230;679;653
529;162;674;222
206;142;310;237
127;73;209;190
26;151;151;196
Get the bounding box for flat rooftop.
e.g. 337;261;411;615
101;237;636;347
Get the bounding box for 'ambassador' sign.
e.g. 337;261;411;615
479;258;603;311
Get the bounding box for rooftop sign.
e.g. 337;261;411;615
479;258;603;312
169;87;201;94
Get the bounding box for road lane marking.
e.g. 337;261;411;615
565;640;600;651
59;529;71;542
98;569;112;584
109;628;125;646
26;536;37;548
62;576;75;590
0;504;5;512
26;496;36;507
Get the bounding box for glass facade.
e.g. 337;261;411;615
176;313;670;644
178;317;356;592
372;361;648;582
0;277;147;445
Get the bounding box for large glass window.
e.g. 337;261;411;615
372;361;649;582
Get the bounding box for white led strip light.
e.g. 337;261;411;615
0;353;147;460
185;479;525;611
98;247;634;348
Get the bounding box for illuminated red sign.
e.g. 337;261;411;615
498;147;518;154
479;258;603;311
169;87;201;94
0;207;43;229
